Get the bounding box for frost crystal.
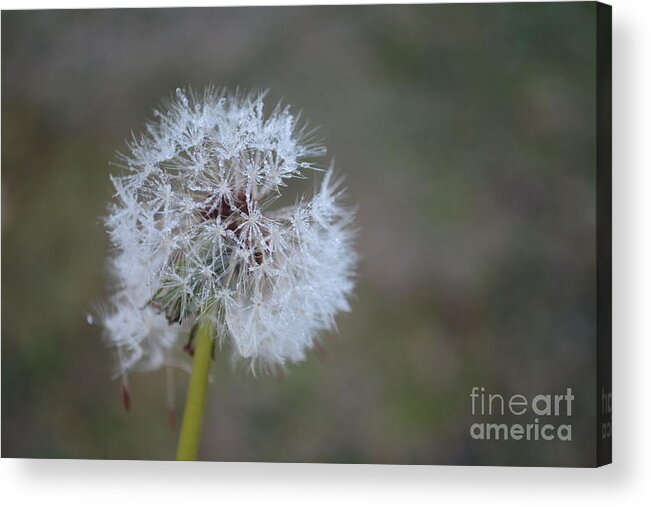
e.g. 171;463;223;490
102;87;356;374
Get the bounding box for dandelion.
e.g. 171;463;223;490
100;87;356;459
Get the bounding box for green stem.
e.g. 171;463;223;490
176;318;214;461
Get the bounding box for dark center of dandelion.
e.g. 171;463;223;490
199;190;249;225
198;190;265;265
156;190;269;326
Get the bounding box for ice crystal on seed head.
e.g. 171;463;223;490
102;87;356;375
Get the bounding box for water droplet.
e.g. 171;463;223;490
86;313;95;325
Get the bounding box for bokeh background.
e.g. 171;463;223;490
2;3;598;465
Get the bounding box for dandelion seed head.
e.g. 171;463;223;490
101;87;356;375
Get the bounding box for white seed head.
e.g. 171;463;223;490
101;87;356;375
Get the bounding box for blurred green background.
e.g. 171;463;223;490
2;3;598;465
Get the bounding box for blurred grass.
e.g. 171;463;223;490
3;3;597;465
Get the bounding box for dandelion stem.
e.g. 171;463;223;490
176;318;214;461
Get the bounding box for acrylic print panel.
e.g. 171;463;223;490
1;2;611;467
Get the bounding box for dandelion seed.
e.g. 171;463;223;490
121;383;131;412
